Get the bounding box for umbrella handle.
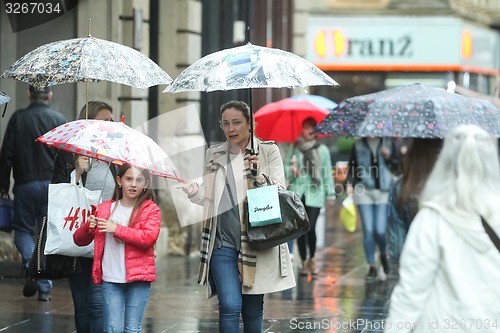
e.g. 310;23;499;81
249;149;258;177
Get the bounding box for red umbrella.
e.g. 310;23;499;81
254;98;331;142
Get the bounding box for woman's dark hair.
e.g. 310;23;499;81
219;100;251;123
302;117;318;128
78;101;113;120
397;138;443;219
112;164;156;227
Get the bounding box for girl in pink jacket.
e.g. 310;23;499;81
74;163;161;332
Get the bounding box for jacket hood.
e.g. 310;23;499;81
420;201;500;253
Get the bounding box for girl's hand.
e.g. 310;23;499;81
96;217;117;233
88;214;98;229
176;182;199;196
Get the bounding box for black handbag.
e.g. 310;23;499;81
28;216;82;280
246;176;310;250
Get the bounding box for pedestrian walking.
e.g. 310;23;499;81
178;100;295;333
73;164;161;333
387;138;442;268
346;137;393;279
284;117;334;277
385;124;500;333
51;101;115;333
0;85;66;301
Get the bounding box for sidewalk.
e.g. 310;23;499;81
0;200;397;333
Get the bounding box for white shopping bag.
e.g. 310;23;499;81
44;183;101;258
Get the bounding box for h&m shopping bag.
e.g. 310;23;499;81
247;185;282;227
44;183;101;258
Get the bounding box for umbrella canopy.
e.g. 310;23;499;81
0;91;11;105
0;36;172;89
36;120;182;180
289;94;337;110
164;42;338;152
315;83;500;138
254;98;330;143
163;43;338;93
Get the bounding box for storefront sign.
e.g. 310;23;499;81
308;16;499;74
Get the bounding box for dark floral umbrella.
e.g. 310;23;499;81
315;83;500;138
0;36;172;89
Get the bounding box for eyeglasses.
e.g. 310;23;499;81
219;120;244;129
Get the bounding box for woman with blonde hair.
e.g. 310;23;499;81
385;125;500;333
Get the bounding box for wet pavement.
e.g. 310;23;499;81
0;201;398;332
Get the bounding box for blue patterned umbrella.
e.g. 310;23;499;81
315;84;500;138
0;36;172;89
289;94;337;110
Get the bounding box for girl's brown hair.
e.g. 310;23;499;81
112;164;156;227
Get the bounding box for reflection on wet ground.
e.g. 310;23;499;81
0;206;398;332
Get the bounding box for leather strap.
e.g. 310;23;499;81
481;216;500;253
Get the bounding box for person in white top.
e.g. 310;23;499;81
384;124;500;333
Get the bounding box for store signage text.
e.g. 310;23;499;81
315;30;414;58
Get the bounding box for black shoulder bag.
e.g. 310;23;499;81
246;175;310;250
28;216;82;279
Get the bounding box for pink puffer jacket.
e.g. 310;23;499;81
74;199;161;284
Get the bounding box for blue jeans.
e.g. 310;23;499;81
13;180;52;293
210;246;264;333
69;258;103;333
102;281;151;333
357;203;388;264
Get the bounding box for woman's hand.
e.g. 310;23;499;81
96;217;117;233
247;154;262;177
177;182;199;196
74;156;91;182
346;184;354;196
381;146;391;160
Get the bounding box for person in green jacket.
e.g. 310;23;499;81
284;117;335;276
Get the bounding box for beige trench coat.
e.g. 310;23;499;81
190;138;296;296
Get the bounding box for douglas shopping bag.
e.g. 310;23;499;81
247;185;282;227
339;195;357;232
44;183;101;258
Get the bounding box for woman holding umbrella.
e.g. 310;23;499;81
347;137;394;279
52;101;116;333
178;100;295;333
284;117;335;277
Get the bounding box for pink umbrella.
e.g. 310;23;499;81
254;98;331;143
36;120;182;181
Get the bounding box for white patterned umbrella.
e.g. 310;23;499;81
0;91;11;105
163;43;338;93
36;120;182;180
1;36;172;89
